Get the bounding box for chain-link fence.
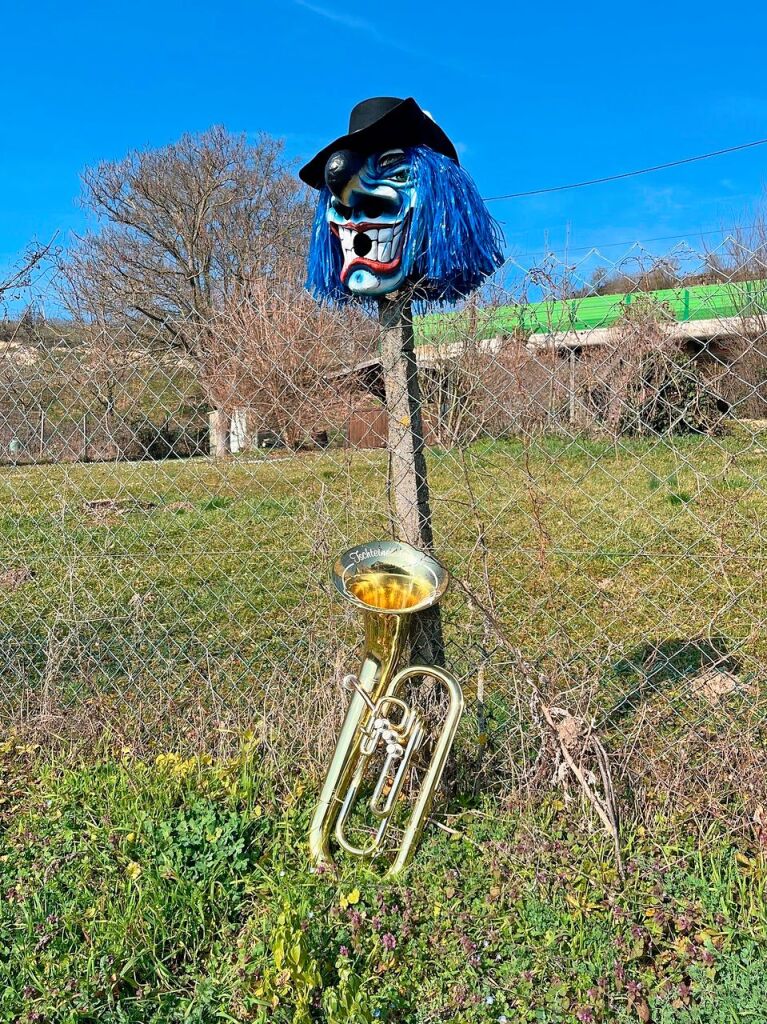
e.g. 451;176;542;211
3;242;767;832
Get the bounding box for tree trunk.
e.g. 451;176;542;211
378;293;445;667
211;408;231;457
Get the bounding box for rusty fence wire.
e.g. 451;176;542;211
3;240;767;827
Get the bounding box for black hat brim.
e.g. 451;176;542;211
299;97;459;190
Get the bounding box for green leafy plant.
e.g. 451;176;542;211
260;907;322;1023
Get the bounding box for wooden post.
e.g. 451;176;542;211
568;346;577;427
378;292;445;667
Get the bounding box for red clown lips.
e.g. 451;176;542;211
331;217;408;284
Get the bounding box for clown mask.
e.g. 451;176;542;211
323;148;414;296
302;97;504;305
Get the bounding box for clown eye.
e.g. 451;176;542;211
330;198;353;219
377;152;409;181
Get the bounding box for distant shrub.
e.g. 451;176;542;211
582;296;727;437
619;348;726;436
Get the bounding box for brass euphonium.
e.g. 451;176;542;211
309;540;464;877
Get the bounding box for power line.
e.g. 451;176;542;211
484;136;767;202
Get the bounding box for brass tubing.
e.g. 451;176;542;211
310;540;463;876
334;713;425;858
386;664;464;877
308;611;407;869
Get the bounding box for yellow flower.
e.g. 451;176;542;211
125;861;142;881
155;751;196;779
340;888;361;909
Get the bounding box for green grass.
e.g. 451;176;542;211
3;430;767;711
3;434;767;1019
1;739;766;1023
3;430;767;789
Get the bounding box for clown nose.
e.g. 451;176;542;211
325;149;364;199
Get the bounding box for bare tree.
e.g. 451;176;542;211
204;271;377;451
58;127;313;451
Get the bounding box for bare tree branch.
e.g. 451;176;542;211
0;235;58;302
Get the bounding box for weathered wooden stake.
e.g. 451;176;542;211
378;292;445;667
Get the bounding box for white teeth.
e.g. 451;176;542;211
338;226;354;255
338;219;404;270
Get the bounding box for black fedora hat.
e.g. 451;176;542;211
299;96;459;190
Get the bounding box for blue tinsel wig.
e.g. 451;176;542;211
306;146;504;307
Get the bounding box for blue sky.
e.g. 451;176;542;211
2;0;767;283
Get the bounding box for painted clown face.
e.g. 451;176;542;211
324;148;415;296
306;143;504;306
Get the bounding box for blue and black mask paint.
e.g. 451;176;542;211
306;146;504;306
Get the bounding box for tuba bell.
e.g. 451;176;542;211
309;540;464;877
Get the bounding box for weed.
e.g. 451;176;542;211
0;741;766;1022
